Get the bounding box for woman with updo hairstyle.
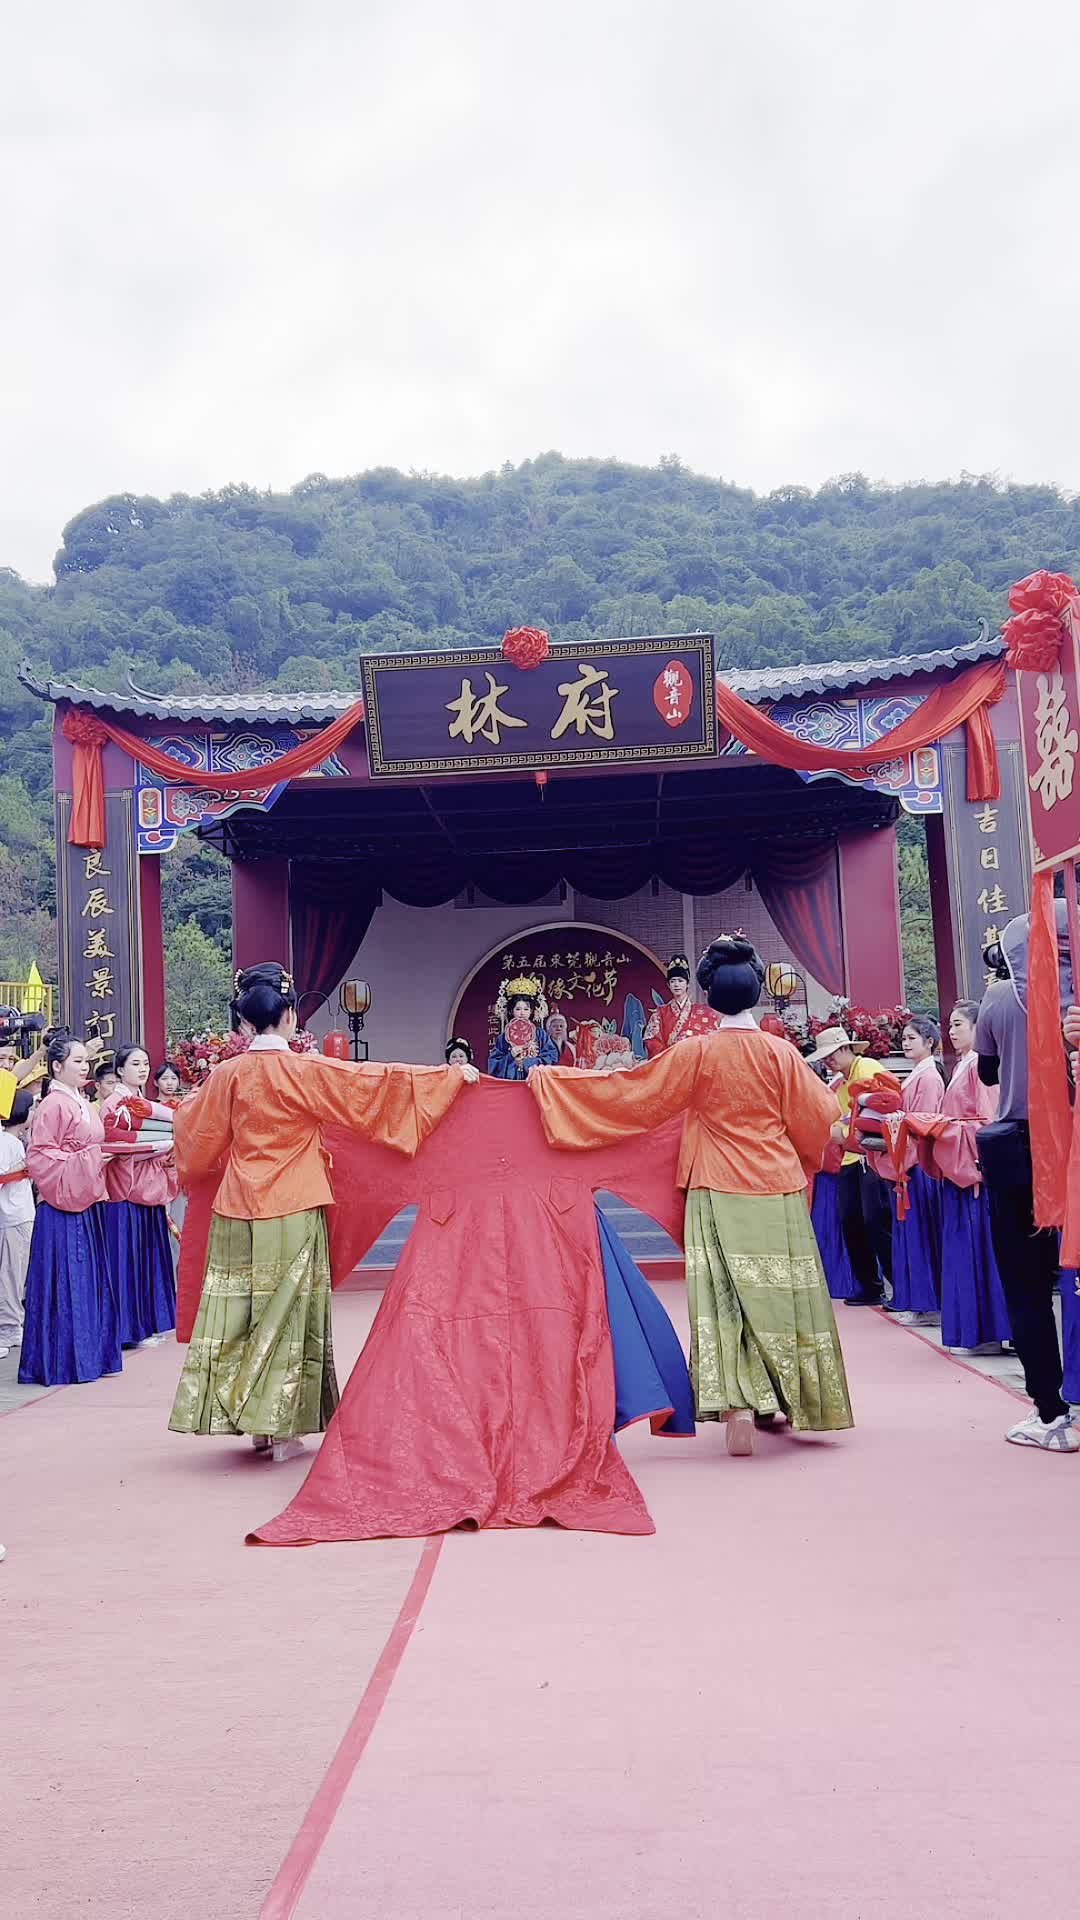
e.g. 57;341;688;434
169;961;477;1460
884;1016;946;1325
19;1033;122;1387
99;1042;178;1350
530;934;853;1454
925;1001;1010;1354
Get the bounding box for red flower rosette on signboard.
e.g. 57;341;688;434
1002;606;1067;674
501;627;550;671
1007;570;1078;618
1003;570;1080;674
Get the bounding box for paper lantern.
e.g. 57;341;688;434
759;1013;786;1037
322;1031;350;1060
764;962;798;1003
340;979;372;1018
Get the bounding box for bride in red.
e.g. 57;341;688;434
643;953;721;1056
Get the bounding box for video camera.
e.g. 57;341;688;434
0;1006;48;1058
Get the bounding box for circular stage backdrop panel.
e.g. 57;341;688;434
449;923;669;1071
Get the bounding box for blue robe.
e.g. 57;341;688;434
487;1029;694;1437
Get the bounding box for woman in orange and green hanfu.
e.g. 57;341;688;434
169;962;475;1460
531;935;852;1455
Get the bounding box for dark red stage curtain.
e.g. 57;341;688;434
290;864;381;1017
752;842;845;996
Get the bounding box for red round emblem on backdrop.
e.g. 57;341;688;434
653;660;693;729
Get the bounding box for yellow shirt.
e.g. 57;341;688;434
838;1056;884;1166
0;1069;15;1123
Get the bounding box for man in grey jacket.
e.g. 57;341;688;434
975;905;1078;1452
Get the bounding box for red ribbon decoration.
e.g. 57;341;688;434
501;627;550;670
62;651;1007;849
714;656;1006;804
62;697;366;848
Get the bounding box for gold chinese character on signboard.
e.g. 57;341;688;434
982;924;1002;945
83;928;114;961
89;1012;116;1040
1029;668;1079;808
979;846;1000;871
976;804;998;834
978;885;1008;915
446;674;527;748
81;887;114;919
83;850;111;880
550;665;619;742
86;967;113;1000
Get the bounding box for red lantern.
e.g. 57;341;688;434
322;1031;350;1060
759;1013;786;1037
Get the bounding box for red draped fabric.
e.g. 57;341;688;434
754;842;845;995
714;657;1005;801
1027;871;1072;1232
289;864;381;1015
177;1083;686;1540
62;655;1004;848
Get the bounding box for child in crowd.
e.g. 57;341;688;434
0;1090;36;1357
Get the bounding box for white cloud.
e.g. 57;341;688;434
2;0;1079;579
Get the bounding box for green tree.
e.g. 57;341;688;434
165;918;233;1040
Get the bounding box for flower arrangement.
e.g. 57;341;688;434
804;999;913;1059
172;1027;318;1086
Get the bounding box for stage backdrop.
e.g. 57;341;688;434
449;924;671;1070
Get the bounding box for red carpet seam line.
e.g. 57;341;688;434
259;1532;446;1920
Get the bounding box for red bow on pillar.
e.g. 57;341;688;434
61;708;108;848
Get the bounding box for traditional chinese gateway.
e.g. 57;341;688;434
23;623;1026;1070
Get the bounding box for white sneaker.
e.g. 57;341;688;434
135;1335;165;1350
951;1342;1005;1357
1005;1411;1080;1453
0;1346;9;1360
270;1437;307;1464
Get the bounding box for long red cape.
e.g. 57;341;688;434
177;1082;684;1542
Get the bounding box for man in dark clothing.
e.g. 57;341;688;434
975;909;1078;1453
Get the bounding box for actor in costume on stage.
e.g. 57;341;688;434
487;977;560;1078
100;1044;178;1349
169;962;475;1460
19;1036;121;1387
922;1002;1010;1354
643;953;722;1057
486;984;692;1435
531;936;852;1455
887;1017;945;1324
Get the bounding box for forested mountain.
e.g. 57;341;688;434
1;453;1073;1014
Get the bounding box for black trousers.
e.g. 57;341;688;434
980;1124;1065;1423
836;1161;893;1300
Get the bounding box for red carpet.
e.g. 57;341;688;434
4;1299;1079;1919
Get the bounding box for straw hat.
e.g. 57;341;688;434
806;1024;867;1064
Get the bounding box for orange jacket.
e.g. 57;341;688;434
530;1025;840;1196
174;1046;466;1220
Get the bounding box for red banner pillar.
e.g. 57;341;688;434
232;858;291;973
838;826;904;1007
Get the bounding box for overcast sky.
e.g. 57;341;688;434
3;0;1079;582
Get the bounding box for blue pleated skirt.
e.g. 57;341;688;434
890;1167;943;1314
106;1199;176;1345
1061;1268;1080;1404
18;1200;121;1385
939;1182;1011;1348
596;1208;695;1436
810;1171;859;1300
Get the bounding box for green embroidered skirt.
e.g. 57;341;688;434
684;1189;853;1432
169;1209;339;1439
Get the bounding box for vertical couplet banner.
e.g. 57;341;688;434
56;791;142;1061
940;743;1031;998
